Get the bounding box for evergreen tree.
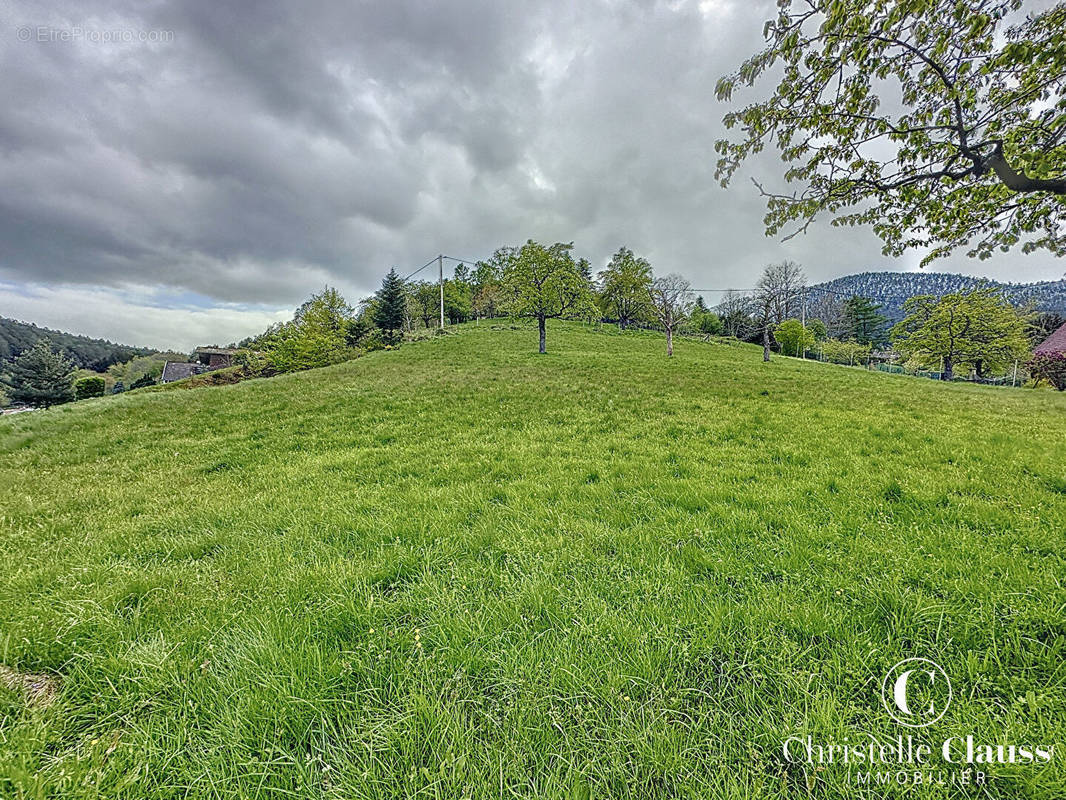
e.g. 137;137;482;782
2;338;75;407
843;296;887;345
373;268;408;341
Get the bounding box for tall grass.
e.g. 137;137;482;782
1;321;1064;798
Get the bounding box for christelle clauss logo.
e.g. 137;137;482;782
881;657;952;728
781;656;1054;787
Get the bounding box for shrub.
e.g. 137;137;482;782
1029;352;1066;391
129;373;156;390
360;330;389;352
821;338;871;366
691;310;724;336
774;319;814;357
233;349;276;378
74;375;106;400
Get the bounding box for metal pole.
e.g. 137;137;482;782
438;254;444;329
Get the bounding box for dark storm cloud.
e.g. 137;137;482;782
0;0;1061;341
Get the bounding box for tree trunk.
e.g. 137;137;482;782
762;325;771;362
986;145;1066;195
942;356;953;381
538;316;547;354
666;326;673;357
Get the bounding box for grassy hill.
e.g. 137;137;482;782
1;322;1064;799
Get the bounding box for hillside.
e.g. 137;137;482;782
810;271;1066;324
0;316;155;371
1;322;1064;799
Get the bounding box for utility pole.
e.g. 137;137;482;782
438;253;444;329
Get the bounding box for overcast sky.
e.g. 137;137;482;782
1;0;1063;350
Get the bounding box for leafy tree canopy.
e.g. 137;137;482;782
775;318;815;356
807;318;829;341
891;286;1031;379
716;0;1066;264
692;309;724;336
255;286;357;372
502;240;596;353
0;317;153;372
597;247;653;328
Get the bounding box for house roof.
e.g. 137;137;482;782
161;361;207;383
1035;321;1066;356
194;347;237;355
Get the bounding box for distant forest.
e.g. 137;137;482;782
811;272;1066;325
0;317;153;371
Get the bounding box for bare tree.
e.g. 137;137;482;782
715;289;755;338
753;261;806;362
649;274;695;357
807;291;847;339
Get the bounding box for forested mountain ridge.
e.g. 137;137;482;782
0;316;154;371
810;272;1066;324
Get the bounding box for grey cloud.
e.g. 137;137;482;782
0;0;1062;336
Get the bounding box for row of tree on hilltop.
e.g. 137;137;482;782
6;241;1065;408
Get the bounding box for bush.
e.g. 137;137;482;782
691;310;724;336
233;349;276;379
74;375;106;400
129;373;156;390
774;319;814;357
1029;352;1066;391
821;338;871;366
360;330;389;352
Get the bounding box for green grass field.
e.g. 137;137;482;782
2;322;1064;799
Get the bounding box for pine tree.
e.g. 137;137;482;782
373;268;408;342
2;339;75;407
843;296;887;345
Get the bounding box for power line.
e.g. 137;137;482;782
402;257;440;282
441;255;482;266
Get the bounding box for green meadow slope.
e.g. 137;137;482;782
1;322;1064;799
